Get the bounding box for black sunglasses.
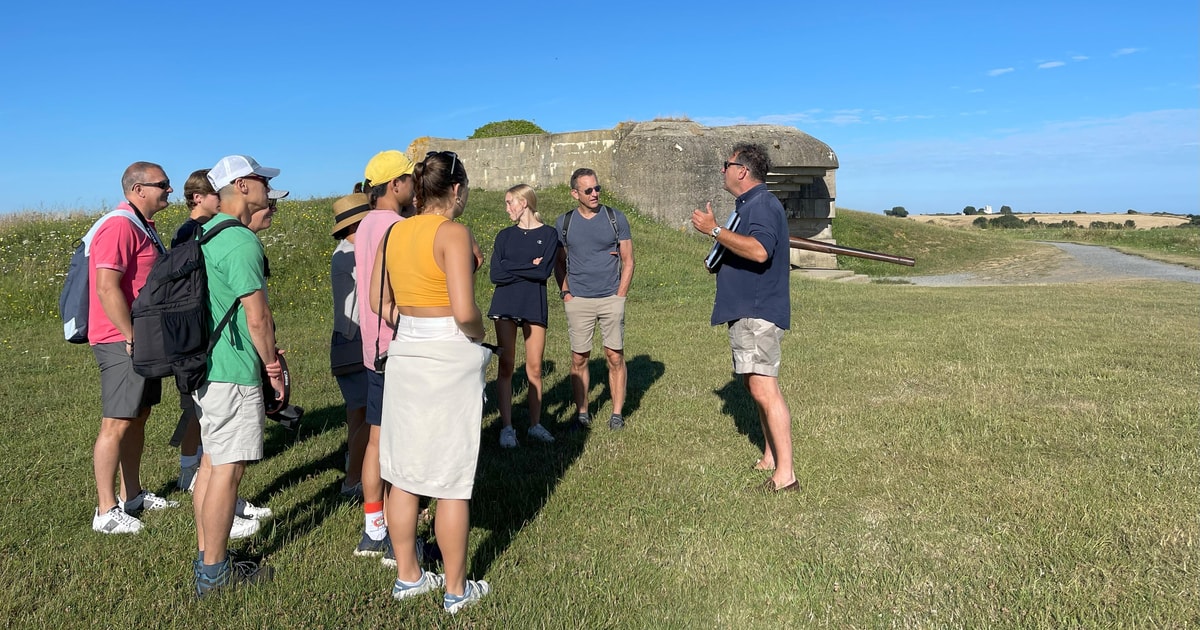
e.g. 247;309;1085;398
240;175;271;190
579;185;602;196
426;151;460;179
137;180;171;190
722;161;746;171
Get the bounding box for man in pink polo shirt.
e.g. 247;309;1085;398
90;161;180;534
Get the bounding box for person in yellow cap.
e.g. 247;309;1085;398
352;150;417;565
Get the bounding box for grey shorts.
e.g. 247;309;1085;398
728;318;784;377
336;369;368;411
564;295;626;354
192;382;264;466
92;342;161;419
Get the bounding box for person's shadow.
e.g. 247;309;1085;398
240;404;350;559
468;353;664;578
716;377;765;454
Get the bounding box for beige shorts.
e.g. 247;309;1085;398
192;382;265;466
728;318;784;377
564;295;625;353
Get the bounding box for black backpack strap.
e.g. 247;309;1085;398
199;218;253;352
603;205;620;246
374;224;397;366
560;209;574;244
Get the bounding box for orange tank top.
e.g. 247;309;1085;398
386;214;450;307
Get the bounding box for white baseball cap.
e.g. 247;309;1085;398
208;155;281;190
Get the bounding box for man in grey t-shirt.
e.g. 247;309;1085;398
554;168;635;431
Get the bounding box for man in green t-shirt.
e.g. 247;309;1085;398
190;155;285;598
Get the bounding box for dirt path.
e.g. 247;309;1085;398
892;242;1200;287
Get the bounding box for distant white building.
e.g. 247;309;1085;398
982;205;994;214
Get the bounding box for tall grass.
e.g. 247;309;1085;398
0;192;1195;627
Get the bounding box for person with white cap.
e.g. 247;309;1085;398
191;154;285;597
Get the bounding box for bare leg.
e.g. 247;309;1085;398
753;402;776;470
570;350;590;415
435;498;471;596
745;373;794;487
494;319;518;428
523;323;546;426
604;347;626;416
363;425;384;505
386;486;422;582
116;410;149;502
200;457;246;564
344;406;367;487
94;417;133;512
180;415;202;457
192;453;212;552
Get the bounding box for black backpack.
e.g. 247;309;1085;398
131;219;250;393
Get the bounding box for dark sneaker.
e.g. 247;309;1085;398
195;556;274;599
567;412;591;433
354;531;391;559
608;413;625;431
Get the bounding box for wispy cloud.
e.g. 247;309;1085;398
1038;61;1066;69
988;67;1015;77
1071;55;1089;61
1113;47;1142;57
968;88;984;93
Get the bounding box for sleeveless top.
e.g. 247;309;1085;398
386;213;450;307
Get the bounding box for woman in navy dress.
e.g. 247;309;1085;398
487;184;560;447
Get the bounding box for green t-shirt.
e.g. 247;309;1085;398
200;214;266;386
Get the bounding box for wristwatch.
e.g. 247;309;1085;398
710;226;722;238
560;290;571;299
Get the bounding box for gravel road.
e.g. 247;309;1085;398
894;242;1200;287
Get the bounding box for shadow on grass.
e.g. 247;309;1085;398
468;354;664;578
249;405;351;559
537;354;664;422
716;377;766;453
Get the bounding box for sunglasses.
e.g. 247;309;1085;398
240;175;271;190
579;185;602;196
137;180;171;190
267;199;278;210
426;151;460;179
722;161;746;171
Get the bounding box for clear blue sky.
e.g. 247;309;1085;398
1;0;1195;215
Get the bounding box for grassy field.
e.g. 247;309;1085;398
0;193;1196;628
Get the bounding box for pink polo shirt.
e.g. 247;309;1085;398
87;202;162;345
355;210;403;370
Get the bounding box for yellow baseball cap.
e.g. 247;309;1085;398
363;150;415;187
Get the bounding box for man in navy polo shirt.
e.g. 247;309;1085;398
691;143;797;493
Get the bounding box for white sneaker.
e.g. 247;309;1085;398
527;424;555;443
122;490;180;514
499;426;518;448
229;515;261;540
178;463;200;492
93;506;143;534
235;497;272;520
444;579;491;614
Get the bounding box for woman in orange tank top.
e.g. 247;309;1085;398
369;151;493;613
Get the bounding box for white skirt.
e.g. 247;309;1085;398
379;318;491;500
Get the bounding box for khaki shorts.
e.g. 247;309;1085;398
192;382;265;466
92;342;161;419
564;295;625;353
728;318;784;377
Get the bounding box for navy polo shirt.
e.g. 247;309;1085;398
711;184;791;330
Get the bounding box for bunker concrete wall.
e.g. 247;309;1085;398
414;121;841;268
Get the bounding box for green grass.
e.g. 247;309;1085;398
0;193;1196;627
